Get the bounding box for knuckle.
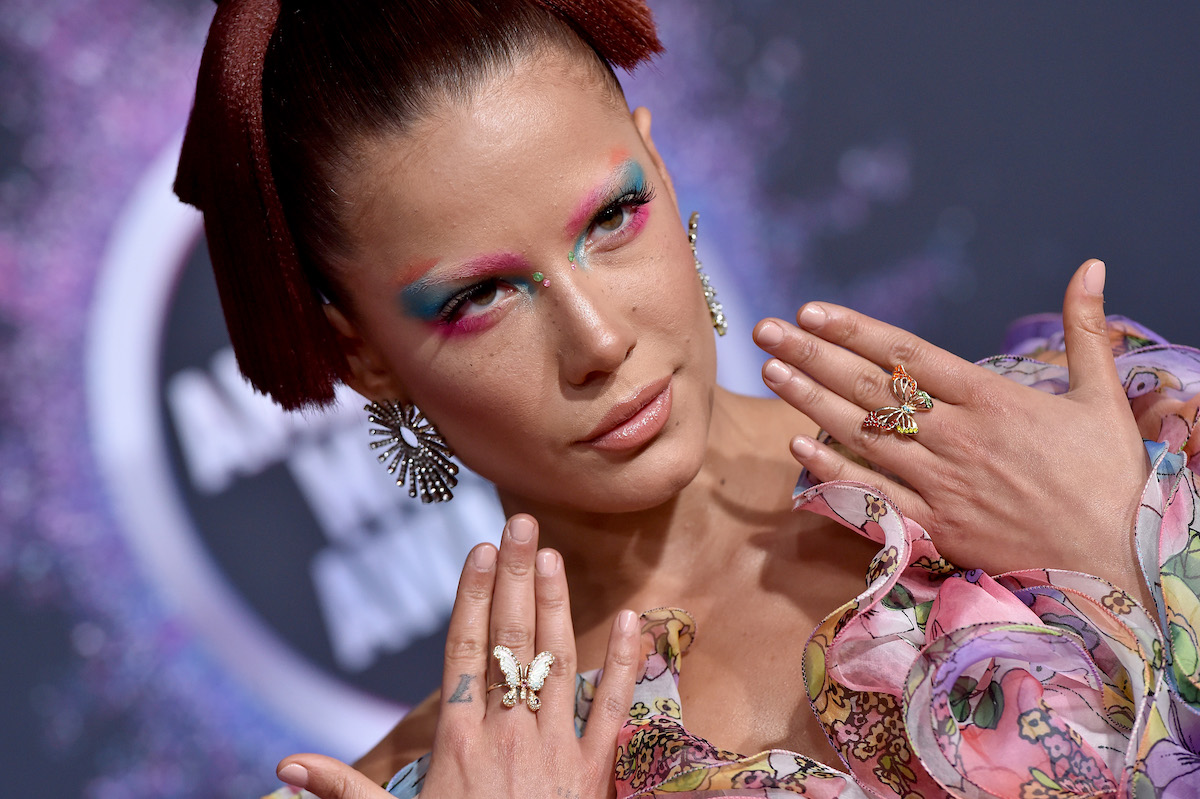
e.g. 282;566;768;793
491;623;534;651
595;691;632;723
459;582;493;605
501;557;533;578
791;375;823;408
787;333;820;366
550;651;576;678
888;337;920;368
445;632;487;663
537;591;569;617
847;424;884;453
853;369;886;406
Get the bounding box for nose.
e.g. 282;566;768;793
551;272;637;387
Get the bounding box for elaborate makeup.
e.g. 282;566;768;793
566;157;652;270
396;252;541;337
392;154;654;335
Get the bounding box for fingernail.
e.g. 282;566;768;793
617;609;637;633
508;516;534;543
471;544;496;571
763;359;791;385
536;550;557;576
755;320;783;346
278;763;309;790
1084;260;1105;295
791;435;817;458
799;304;827;329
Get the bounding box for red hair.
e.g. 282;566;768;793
175;0;661;410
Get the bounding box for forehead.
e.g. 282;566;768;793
342;51;641;264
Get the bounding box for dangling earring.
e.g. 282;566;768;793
365;400;458;503
688;212;727;336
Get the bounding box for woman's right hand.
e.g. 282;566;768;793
273;514;641;799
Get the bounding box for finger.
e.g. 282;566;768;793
761;356;946;466
755;319;902;412
789;434;933;527
581;609;640;759
532;548;579;724
276;754;390;799
1061;259;1122;396
488;514;540;704
439;542;497;722
760;307;972;405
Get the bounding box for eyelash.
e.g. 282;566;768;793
591;184;656;232
436;281;501;324
434;183;657;324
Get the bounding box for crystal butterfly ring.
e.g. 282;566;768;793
863;364;934;437
489;645;555;712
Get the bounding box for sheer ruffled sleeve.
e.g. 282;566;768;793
799;316;1200;798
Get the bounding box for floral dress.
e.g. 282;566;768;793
274;316;1200;799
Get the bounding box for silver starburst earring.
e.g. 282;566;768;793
365;400;458;503
688;212;727;336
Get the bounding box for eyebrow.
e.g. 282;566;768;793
399;252;533;290
563;158;641;239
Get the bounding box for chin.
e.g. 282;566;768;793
565;432;708;514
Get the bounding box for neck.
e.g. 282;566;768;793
495;386;807;637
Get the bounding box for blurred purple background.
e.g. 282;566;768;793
2;2;1197;796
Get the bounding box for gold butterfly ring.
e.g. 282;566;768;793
863;364;935;437
489;645;556;711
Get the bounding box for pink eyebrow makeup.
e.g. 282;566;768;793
565;158;649;268
398;251;535;321
564;158;639;239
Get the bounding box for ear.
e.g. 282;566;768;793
632;106;680;213
323;303;408;402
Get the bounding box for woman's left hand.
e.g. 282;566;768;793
753;259;1151;600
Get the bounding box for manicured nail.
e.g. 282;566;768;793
755;320;783;346
471;544;497;571
763;359;791;384
617;609;637;633
799;304;827;329
277;763;309;790
508;516;534;543
791;435;817;458
536;550;558;576
1083;260;1105;295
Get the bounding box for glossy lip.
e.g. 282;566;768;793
580;376;673;451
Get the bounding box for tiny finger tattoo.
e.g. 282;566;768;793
448;674;474;703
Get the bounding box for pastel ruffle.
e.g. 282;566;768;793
268;316;1200;799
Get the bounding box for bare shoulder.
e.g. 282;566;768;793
353;688;440;786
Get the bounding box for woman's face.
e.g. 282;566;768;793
331;47;718;513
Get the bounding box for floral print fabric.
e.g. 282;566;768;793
272;316;1200;799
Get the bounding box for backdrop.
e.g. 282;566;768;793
2;2;1198;796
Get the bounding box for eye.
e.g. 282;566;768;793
589;185;655;241
438;279;511;323
595;206;628;232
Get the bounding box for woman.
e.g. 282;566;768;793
175;1;1200;797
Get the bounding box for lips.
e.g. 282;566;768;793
580;376;673;452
